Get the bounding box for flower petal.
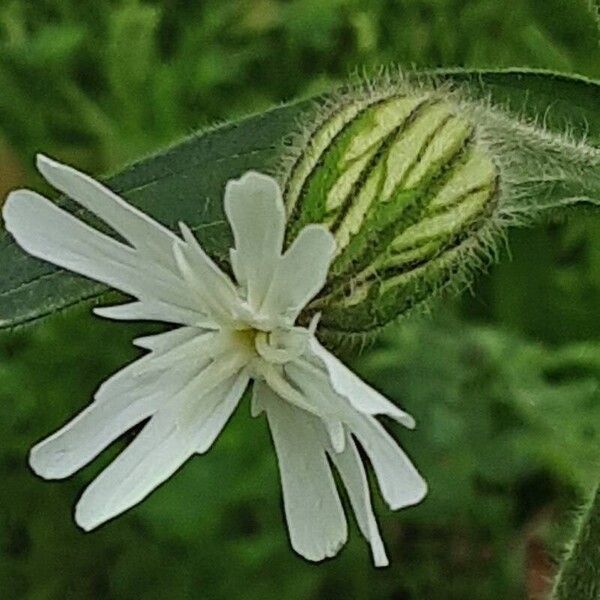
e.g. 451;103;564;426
30;380;159;481
328;433;388;567
4;190;144;297
258;381;347;562
194;369;250;453
36;154;178;268
349;414;427;511
285;357;426;510
308;338;416;428
224;171;285;310
94;300;215;328
174;224;248;325
260;225;335;322
3;190;205;320
278;361;347;451
75;404;197;531
75;361;249;531
133;326;202;351
30;330;215;479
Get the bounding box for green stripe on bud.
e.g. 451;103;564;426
284;88;500;336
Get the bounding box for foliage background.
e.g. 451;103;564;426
0;1;599;598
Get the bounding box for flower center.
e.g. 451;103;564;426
255;329;308;365
233;328;260;353
230;326;308;366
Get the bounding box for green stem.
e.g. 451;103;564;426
551;482;600;600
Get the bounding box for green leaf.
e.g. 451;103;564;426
0;69;599;330
436;68;600;142
0;101;309;329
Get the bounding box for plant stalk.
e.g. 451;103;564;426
551;482;600;600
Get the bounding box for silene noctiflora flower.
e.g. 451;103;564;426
3;155;427;566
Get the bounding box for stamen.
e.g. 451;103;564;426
255;329;308;364
255;332;293;364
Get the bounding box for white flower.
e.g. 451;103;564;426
3;155;427;566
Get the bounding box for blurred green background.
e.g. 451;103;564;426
0;1;599;598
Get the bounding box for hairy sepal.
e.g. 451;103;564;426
282;73;600;343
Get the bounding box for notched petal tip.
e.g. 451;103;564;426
35;153;76;192
3;189;37;227
35;152;57;173
227;170;281;191
250;390;265;417
389;474;428;511
373;548;390;568
177;221;193;241
293;535;347;564
411;481;428;507
223;170;284;218
35;153;94;193
28;442;71;480
370;530;389;567
74;500;103;533
92;305;117;319
295;223;336;255
400;413;417;430
309;338;416;428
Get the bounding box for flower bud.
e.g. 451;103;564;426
283;86;500;337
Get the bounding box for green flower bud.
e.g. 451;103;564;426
283;85;500;338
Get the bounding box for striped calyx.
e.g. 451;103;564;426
284;90;500;337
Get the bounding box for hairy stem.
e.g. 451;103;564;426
551;482;600;600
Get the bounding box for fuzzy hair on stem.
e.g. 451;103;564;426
552;482;600;600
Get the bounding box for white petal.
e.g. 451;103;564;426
308;338;416;428
36;154;178;268
4;190;145;297
256;361;323;417
260;225;335;322
258;381;347;562
194;369;250;453
285;359;346;418
133;326;202;351
75;355;249;531
95;300;215;328
349;414;427;510
173;229;247;326
75;404;197;531
250;381;265;417
30;330;215;479
3;189;204;322
224;172;285;310
99;330;215;392
30;380;159;481
326;419;346;453
329;434;388;567
286;358;426;510
283;361;348;451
